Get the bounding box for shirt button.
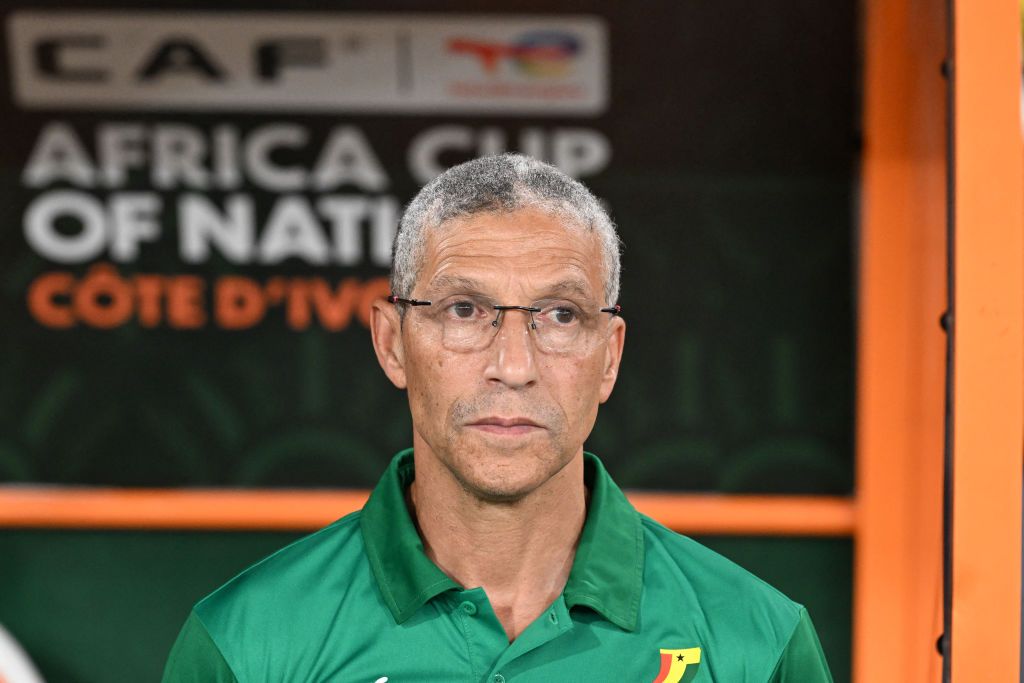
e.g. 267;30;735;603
459;600;478;616
493;675;505;683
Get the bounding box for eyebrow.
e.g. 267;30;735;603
425;275;489;295
425;275;596;301
543;279;595;300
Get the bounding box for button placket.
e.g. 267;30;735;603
449;589;508;681
487;596;574;679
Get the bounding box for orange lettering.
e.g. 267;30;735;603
168;276;206;329
134;275;166;328
285;279;311;330
216;276;265;329
309;277;360;331
26;271;75;328
73;264;133;329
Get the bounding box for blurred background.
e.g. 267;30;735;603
0;2;1020;682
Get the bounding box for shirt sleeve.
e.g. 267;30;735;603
767;608;834;682
161;611;239;683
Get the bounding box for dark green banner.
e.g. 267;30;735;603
1;1;857;493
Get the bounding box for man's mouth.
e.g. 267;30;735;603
467;416;544;435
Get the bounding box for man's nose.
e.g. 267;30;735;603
483;309;539;388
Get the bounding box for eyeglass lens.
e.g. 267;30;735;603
424;294;602;354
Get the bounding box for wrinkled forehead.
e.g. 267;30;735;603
417;209;605;300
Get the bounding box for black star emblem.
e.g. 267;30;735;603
676;654;685;662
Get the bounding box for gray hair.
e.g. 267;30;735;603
391;153;622;306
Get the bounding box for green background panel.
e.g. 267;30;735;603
0;0;857;493
0;529;851;683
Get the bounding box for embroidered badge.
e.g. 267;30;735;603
652;647;702;683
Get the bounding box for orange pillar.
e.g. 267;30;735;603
856;0;948;681
949;0;1024;679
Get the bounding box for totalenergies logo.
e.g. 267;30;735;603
448;30;581;77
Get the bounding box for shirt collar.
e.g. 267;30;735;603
360;449;644;631
563;451;644;631
359;449;459;624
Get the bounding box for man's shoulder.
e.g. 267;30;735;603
194;510;373;635
637;516;827;678
166;512;386;682
639;514;804;631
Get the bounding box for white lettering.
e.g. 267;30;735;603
98;124;147;187
212;125;241;189
245;124;307;191
179;194;254;264
311;127;388;191
318;196;368;266
258;196;329;264
24;190;107;263
22;122;96;188
407;125;473;184
152;125;209;189
552;129;611;178
108;193;162;261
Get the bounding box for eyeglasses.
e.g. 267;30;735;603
388;292;621;355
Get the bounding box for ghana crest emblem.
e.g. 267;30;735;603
652;647;702;683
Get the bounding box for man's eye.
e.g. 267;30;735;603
551;307;578;325
451;301;477;319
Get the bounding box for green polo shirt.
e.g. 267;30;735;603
162;450;832;682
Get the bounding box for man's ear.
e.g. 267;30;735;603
370;297;408;389
598;317;626;403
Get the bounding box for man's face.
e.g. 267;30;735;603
372;207;626;501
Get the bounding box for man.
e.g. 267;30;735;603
162;154;833;682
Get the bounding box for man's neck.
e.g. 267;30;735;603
407;449;587;642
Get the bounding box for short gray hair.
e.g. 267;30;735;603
391;153;622;305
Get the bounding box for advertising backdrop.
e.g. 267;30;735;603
0;2;858;680
1;3;855;491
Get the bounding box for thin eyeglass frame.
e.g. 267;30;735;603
387;294;622;350
387;295;621;318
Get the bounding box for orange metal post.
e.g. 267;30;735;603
949;0;1024;679
0;488;854;536
856;0;948;681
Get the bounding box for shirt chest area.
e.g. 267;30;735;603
314;589;708;683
